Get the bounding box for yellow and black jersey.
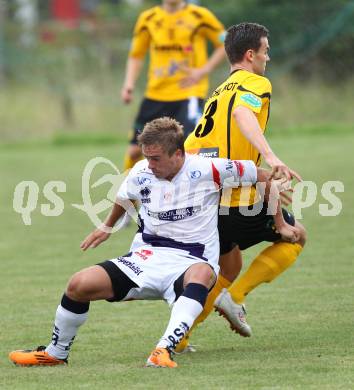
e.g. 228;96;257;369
185;69;272;207
129;4;225;101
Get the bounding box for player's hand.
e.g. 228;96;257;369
80;227;111;251
266;176;292;212
271;176;292;193
179;65;206;88
276;223;301;243
121;86;134;104
269;164;302;182
280;188;293;206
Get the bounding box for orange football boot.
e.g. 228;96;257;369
146;347;177;368
9;346;67;366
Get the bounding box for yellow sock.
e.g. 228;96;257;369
174;274;232;353
229;242;303;304
123;152;142;171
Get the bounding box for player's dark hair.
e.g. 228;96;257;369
138;117;185;156
225;22;269;64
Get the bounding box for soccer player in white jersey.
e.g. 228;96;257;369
9;117;286;368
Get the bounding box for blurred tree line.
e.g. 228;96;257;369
204;0;354;80
1;0;354;84
1;0;353;137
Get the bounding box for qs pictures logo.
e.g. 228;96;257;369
13;157;138;230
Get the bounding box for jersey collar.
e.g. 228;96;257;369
229;69;244;77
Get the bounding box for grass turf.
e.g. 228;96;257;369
0;133;353;389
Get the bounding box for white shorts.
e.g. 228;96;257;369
107;244;216;305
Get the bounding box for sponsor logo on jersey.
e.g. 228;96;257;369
137;177;151;185
189;170;201;179
147;205;201;221
197;147;219;158
240;93;262;108
117;256;143;275
140;187;151;204
154;44;183;52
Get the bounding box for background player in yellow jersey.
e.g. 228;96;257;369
121;0;226;171
182;22;307;345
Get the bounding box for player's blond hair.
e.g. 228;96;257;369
138;117;185;156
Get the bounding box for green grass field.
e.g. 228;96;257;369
1;132;353;389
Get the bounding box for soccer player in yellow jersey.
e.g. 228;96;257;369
181;22;307;346
121;0;226;170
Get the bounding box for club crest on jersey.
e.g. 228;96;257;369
140;187;151;203
240;93;262;109
189;170;201;179
137;176;151;185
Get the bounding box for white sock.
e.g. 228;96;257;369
45;305;88;360
156;296;203;350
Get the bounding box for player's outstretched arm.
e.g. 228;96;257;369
234;106;302;182
80;200;130;251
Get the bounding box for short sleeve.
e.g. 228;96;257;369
128;12;151;59
209;158;257;189
198;8;226;48
234;76;272;114
116;166;141;201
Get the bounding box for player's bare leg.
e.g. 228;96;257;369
9;266;113;366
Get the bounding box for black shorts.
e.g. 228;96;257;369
218;202;295;254
130;97;204;144
98;260;138;302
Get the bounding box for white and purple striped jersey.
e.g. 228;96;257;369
117;154;257;268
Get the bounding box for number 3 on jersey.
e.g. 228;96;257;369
195;100;218;138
